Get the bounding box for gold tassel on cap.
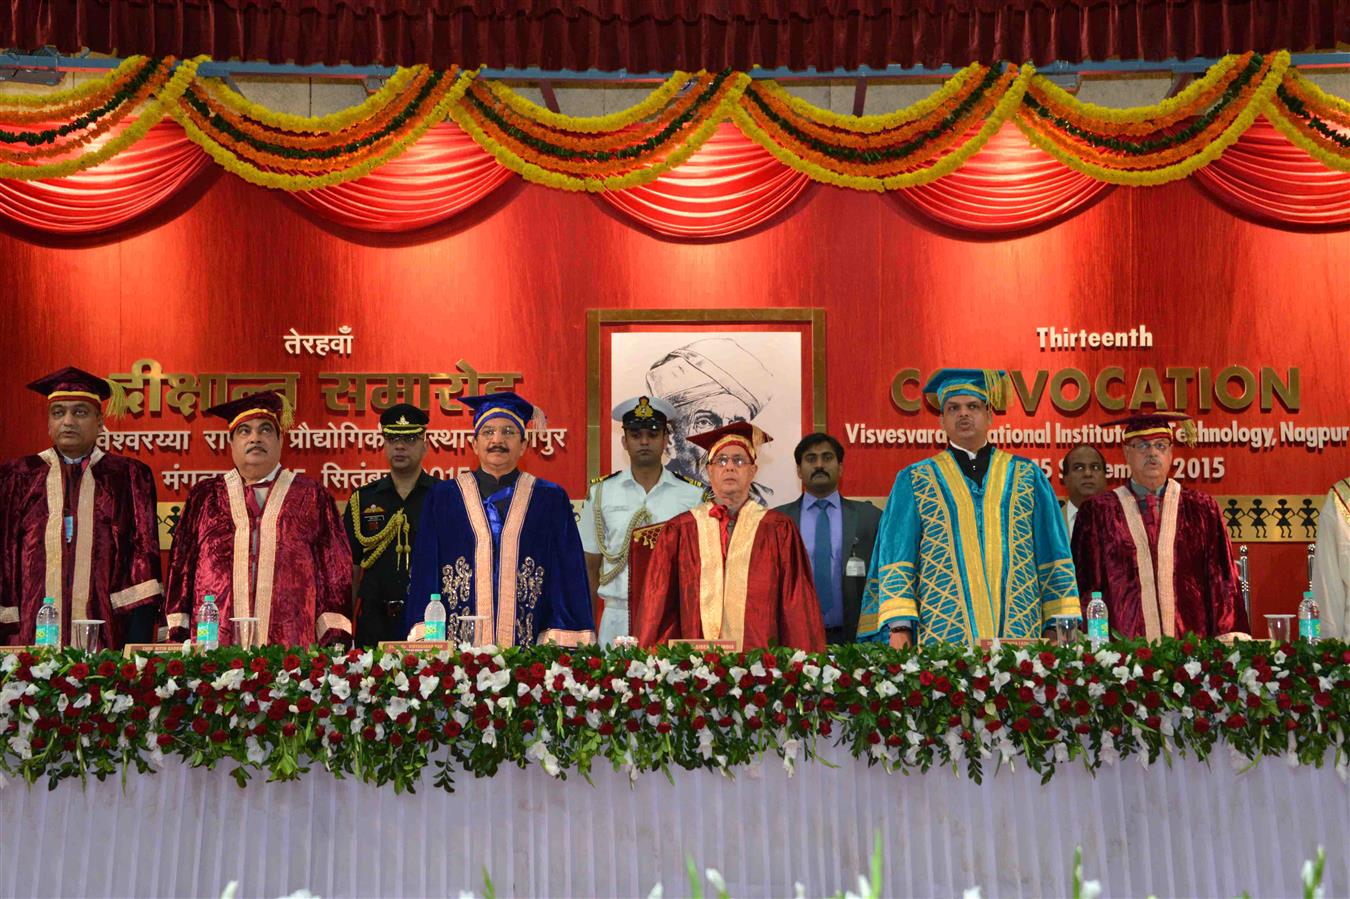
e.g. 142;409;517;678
103;378;131;421
1177;419;1198;446
983;369;1009;411
278;393;295;431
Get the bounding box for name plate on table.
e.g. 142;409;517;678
122;642;194;659
667;639;739;652
377;641;456;653
0;645;34;655
977;638;1039;650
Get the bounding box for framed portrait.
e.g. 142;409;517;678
586;309;826;507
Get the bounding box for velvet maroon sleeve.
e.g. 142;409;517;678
117;460;164;613
312;484;354;645
634;515;685;648
771;518;825;652
163;484;206;641
1202;496;1249;635
0;464;16;643
1070;496;1109;618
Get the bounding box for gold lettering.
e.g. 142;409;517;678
890;368;922;413
1260;366;1299;412
1128;368;1167;410
1093;366;1127;412
1216;365;1256;411
1010;370;1049;413
1196;367;1213;412
1050;368;1090;412
1166;367;1196;410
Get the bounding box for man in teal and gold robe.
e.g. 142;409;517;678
858;369;1080;647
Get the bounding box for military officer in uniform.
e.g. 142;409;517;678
578;395;704;645
343;403;437;646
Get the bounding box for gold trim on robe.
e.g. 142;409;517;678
0;607;18;625
690;502;767;651
316;612;353;641
39;449;64;609
456;473;499;647
70;449;101;625
933;452;997;640
224;471;252;621
253;470;295;644
164;611;189;632
1114;481;1182;640
493;474;535;648
110;579;163;609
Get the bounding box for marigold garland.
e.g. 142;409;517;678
1014;51;1290;185
199;66;426;134
0;56;151;110
3;50;1350;191
484;71;695;134
0;57;203;180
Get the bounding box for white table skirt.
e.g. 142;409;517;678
1;749;1345;898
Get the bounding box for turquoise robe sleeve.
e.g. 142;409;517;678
1027;465;1081;623
856;468;921;641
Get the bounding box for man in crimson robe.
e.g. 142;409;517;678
634;421;825;652
406;392;595;646
1072;412;1249;639
0;367;162;648
165;391;353;646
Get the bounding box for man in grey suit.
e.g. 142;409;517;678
773;433;882;644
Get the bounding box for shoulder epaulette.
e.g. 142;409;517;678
590;471;621;486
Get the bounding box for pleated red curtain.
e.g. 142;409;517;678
5;118;1350;239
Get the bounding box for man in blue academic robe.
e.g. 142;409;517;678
858;369;1080;647
405;392;595;646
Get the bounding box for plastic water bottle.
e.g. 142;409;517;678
1298;591;1320;643
1086;591;1109;648
423;592;446;641
35;596;59;648
196;594;219;650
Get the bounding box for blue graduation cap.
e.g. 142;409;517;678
922;369;1009;410
460;392;538;434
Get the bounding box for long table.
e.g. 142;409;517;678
1;749;1344;898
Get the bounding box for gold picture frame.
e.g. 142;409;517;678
585;308;827;483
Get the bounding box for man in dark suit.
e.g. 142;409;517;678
773;433;881;644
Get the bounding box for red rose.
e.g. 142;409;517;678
210;729;227;743
390;732;405;747
1011;717;1031;733
985;720;1003;733
587;657;602;670
280;722;298;738
166;659;185;677
656;721;672;734
866;731;881;745
443;721;462;738
1038;651;1057;669
625;719;640;733
1145;715;1161;730
1193;718;1211;734
949;691;966;709
201;662;218;675
328;731;343;744
993;695;1009;711
1314;692;1332;708
520;720;535;734
746;716;763;731
1017;686;1035;702
283;654;301;671
1074;724;1091;735
267;704;287;722
1225;713;1247;729
598;722;615;736
191;718;209;735
1080;653;1095;666
96;660;117;678
1102;690;1119;708
918;671;935;687
362;726;377;740
416;728;433;744
156;733;173;747
1073;700;1091;716
750;692;769;708
1134;647;1153;661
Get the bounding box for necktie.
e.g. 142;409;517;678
812;499;840;629
483;485;515;545
1142;494;1161;548
708;504;733;557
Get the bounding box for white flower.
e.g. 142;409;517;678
220;881;239;899
327;675;351;701
1183;660;1202;679
245;737;267;765
212;668;246;692
646;883;664;899
393;671;410;693
0;653;17;674
30;660;57;681
963;888;983;899
476;667;510;694
704;868;726;894
1080;879;1102;899
612;635;638;649
155;677;179;700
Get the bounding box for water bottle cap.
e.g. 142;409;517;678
42;596;54;604
1091;591;1102;600
204;594;216;603
1303;591;1313;599
430;593;441;601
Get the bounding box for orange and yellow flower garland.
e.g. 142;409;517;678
1;51;1350;190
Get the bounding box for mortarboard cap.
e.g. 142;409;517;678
1105;411;1197;446
922;368;1009;410
204;390;294;433
460;392;538;434
27;366;130;419
687;421;772;463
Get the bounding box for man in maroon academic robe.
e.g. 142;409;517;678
1072;412;1249;639
635;422;825;652
165;391;353;646
0;367;162;648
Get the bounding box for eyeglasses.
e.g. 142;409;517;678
385;434;423;446
1126;439;1172;454
477;426;521;440
709;455;752;468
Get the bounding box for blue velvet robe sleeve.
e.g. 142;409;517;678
856;469;921;641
